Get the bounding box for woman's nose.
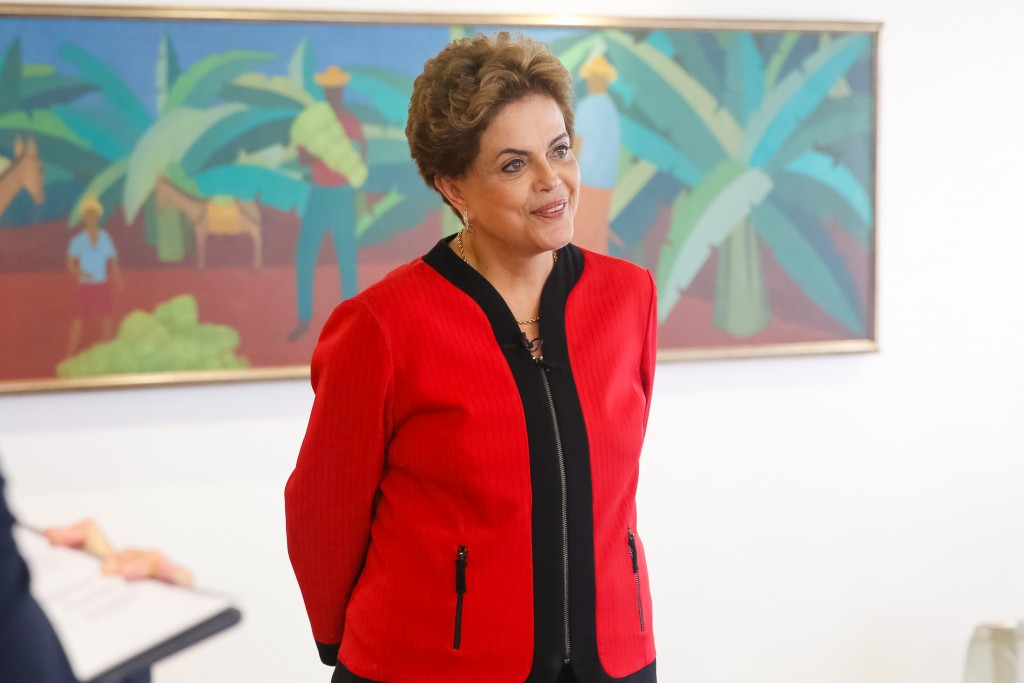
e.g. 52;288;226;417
533;159;561;192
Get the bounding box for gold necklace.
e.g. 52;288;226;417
456;228;560;265
456;228;545;326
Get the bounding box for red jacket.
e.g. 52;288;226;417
286;239;657;682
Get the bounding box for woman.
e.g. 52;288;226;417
286;32;657;683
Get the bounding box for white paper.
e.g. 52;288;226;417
13;524;237;681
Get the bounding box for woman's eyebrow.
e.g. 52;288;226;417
494;133;570;160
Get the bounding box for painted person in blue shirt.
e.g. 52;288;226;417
66;196;124;356
572;54;622;255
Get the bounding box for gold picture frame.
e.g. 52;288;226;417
0;5;880;393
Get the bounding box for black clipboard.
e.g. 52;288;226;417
88;606;241;683
14;524;242;682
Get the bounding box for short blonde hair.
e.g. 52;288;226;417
406;32;575;209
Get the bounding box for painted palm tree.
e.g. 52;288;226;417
213;38;440;247
53;34;284;262
0;39;106;224
56;33;435;267
555;29;874;339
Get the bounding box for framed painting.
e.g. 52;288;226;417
0;5;880;393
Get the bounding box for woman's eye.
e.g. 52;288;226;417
502;159;524;173
553;144;570;158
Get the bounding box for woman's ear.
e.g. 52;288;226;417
434;175;466;215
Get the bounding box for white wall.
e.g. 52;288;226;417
3;0;1023;682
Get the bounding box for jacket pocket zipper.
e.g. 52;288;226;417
627;529;645;632
454;545;468;649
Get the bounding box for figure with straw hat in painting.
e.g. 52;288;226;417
66;195;124;356
288;64;368;341
572;53;621;255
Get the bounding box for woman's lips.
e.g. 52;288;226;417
533;199;568;218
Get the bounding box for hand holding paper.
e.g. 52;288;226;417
43;518;194;587
15;524;239;683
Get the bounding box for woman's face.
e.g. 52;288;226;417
441;93;580;260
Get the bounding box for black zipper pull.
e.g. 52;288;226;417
627;529;645;632
627;529;640;573
456;546;468;594
454;546;468;650
521;331;543;355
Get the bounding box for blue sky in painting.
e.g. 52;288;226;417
0;17;589;117
0;17;459;115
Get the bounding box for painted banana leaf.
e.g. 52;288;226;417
767;95;873;171
34;137;108;180
764;32;801;91
356;190;441;246
610;159;659;223
18;73;97;110
156;33;182;114
68;157;129;225
345;102;391;128
603;29;741;166
193;163;309;214
0;109;107;178
52;105;138;161
652;30;722;97
620;114;703;187
550;32;604;73
656;159;773;321
58;44;151;136
347;68;414;127
724;33;765;127
123;104;245;221
354;189;407;239
287;39;318;101
741;33;870;167
235;144;294;170
0;44;95;117
161;50;275;113
222;73;314;109
0;40;23;114
360;158;427;196
611;169;684;252
784;150;872;229
752;199;864;334
180;107;299;173
772;168;872;247
0;109;89;147
363;124;414;167
773;196;861;316
723;32;764;126
163;161;203;197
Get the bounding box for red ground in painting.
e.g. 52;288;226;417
660;239;868;351
0;206;869;384
0;210;441;383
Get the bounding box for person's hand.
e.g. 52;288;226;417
43;518;114;557
100;548;194;587
43;519;194;587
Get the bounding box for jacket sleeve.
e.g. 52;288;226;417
640;270;658;430
285;299;393;665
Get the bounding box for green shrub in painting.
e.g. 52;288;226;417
56;294;248;377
